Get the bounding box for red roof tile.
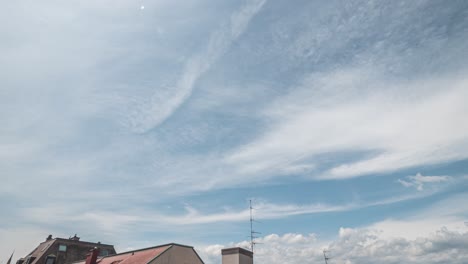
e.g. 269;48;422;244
75;245;171;264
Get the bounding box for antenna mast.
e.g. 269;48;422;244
323;250;331;264
249;199;260;253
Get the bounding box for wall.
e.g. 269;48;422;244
150;245;204;264
221;248;253;264
221;254;238;264
238;254;252;264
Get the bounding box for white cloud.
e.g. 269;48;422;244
3;190;429;252
198;233;320;264
150;202;340;225
359;192;468;241
127;0;267;133
398;173;451;191
138;191;434;226
199;227;468;264
225;71;468;180
198;194;468;264
329;226;468;264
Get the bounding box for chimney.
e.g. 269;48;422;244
221;247;253;264
85;248;100;264
46;235;53;241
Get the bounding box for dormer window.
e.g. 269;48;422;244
58;245;67;252
45;255;56;264
25;256;36;264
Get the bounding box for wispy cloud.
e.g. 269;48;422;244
156;202;347;225
398;173;451;191
225;71;468;180
127;0;267;133
144;191;436;226
14;190;431;240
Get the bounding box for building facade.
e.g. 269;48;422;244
221;247;253;264
17;235;116;264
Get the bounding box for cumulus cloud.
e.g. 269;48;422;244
330;226;468;264
198;193;468;263
198;233;320;264
200;227;468;264
398;173;451;191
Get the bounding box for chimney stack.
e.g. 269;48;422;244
221;247;253;264
84;248;100;264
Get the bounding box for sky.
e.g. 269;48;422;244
1;0;468;263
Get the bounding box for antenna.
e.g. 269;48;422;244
323;250;331;264
249;199;261;253
6;250;14;264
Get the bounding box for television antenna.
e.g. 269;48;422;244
249;199;261;253
323;250;331;264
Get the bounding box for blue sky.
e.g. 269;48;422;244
1;0;468;263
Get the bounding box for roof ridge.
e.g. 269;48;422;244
53;238;113;246
143;245;172;264
102;243;193;257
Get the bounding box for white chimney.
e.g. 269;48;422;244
221;247;253;264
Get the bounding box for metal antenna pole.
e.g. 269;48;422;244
323;250;331;264
249;199;262;253
250;199;255;253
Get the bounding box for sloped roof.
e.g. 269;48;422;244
27;240;55;260
73;244;175;264
22;237;115;264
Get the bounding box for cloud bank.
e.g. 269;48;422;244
199;227;468;264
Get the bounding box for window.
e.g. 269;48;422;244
25;257;36;264
58;245;67;252
99;250;109;256
45;256;56;264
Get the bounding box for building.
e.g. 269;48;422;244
221;247;253;264
16;235;116;264
72;244;204;264
17;234;252;264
